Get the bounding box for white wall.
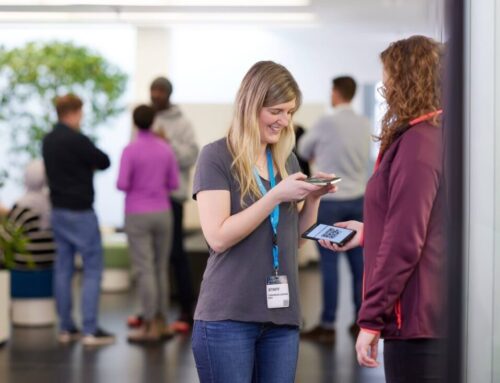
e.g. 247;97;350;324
168;26;413;104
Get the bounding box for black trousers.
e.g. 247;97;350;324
170;199;194;319
384;339;444;383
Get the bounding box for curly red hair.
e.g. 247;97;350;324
377;35;443;154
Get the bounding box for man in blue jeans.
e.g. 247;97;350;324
43;94;115;346
298;76;371;343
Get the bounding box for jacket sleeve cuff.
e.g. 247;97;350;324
360;327;381;336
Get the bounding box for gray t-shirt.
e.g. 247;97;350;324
192;138;302;326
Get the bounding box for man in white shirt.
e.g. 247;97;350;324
298;76;371;343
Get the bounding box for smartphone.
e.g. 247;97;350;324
302;223;356;246
304;176;342;186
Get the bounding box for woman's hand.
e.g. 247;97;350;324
271;172;322;203
355;330;380;368
306;172;338;200
318;220;364;252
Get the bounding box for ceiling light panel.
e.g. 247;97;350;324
0;11;315;23
0;0;310;6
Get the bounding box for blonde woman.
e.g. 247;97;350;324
320;36;445;382
191;61;337;383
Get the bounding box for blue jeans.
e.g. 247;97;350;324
316;198;364;326
192;320;299;383
51;208;103;335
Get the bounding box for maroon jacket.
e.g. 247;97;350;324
357;122;445;339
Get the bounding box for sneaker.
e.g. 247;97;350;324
58;328;81;344
169;320;191;334
349;323;360;339
127;314;144;329
82;328;116;346
300;325;336;343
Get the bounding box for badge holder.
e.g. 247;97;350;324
266;273;290;309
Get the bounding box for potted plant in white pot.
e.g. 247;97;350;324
0;215;29;345
0;169;10;345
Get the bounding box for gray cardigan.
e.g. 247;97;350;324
152;105;199;202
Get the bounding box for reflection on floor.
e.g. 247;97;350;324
0;253;385;383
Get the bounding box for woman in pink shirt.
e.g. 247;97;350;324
117;105;179;343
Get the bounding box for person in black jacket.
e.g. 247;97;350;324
42;94;115;346
293;124;311;177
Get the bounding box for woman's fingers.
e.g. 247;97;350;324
332;221;350;228
318;239;337;251
290;172;307;180
319;238;342;251
370;342;379;362
357;345;379;368
355;331;380;368
312;171;336;179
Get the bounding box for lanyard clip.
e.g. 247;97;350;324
274;267;279;277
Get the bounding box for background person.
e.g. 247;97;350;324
293;123;311;176
151;77;199;330
191;61;337;383
43;94;114;346
319;36;445;383
298;76;371;343
117;105;179;343
15;159;51;230
4;159;55;270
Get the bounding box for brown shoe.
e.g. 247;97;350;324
154;314;175;340
349;323;360;339
127;320;162;344
300;325;336;343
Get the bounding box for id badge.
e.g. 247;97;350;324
266;275;290;309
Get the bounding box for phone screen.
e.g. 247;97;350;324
305;224;354;244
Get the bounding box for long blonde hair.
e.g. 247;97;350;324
227;61;302;204
377;35;443;154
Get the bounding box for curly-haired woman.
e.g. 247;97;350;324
319;35;445;383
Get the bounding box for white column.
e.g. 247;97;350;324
494;0;500;379
464;0;497;381
134;27;171;103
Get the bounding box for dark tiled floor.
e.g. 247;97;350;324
0;254;385;383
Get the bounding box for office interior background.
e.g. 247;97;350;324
0;0;498;382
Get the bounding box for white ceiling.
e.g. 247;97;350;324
0;0;444;33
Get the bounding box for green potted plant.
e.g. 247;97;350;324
0;216;30;345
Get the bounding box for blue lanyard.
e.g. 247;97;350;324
253;148;280;275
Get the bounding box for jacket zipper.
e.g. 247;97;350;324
362;272;365;299
395;299;402;334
